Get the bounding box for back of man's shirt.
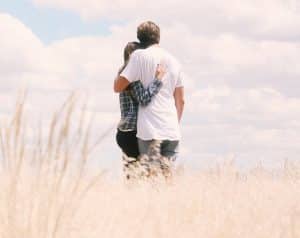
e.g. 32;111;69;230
121;45;183;140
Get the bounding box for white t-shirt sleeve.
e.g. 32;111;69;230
120;52;141;83
175;71;184;88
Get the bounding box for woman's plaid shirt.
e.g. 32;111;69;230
118;79;162;131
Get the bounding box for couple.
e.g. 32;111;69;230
114;21;185;178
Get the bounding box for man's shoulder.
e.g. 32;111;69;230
130;49;144;59
130;49;150;62
132;47;181;67
135;46;171;59
159;48;182;71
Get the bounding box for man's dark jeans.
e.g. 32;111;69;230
138;139;179;160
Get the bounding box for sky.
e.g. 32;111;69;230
0;0;300;172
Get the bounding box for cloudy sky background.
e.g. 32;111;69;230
1;0;300;172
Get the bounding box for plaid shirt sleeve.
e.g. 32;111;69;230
129;79;163;107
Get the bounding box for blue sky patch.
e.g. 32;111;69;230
0;0;112;44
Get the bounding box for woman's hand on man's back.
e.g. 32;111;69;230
155;64;166;80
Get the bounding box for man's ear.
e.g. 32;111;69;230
114;76;130;92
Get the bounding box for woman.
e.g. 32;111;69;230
115;41;165;169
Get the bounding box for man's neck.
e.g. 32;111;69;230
150;43;159;48
142;43;159;49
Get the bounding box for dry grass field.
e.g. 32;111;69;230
0;95;299;238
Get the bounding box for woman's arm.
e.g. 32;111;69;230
114;75;130;93
130;79;163;106
114;53;140;93
130;64;166;106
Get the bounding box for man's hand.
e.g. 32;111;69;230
155;64;166;80
174;87;185;122
114;76;130;93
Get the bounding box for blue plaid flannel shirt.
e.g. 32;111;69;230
118;79;163;131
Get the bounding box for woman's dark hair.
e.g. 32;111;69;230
123;41;141;63
119;41;141;74
137;21;160;48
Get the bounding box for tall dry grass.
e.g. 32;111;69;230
0;93;105;238
0;93;300;238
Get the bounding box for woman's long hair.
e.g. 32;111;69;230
118;41;141;75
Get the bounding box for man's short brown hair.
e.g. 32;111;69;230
137;21;160;47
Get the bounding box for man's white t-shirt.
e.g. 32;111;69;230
121;45;183;141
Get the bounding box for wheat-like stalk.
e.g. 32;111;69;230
0;93;300;238
0;92;106;238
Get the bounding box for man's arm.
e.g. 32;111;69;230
174;87;185;122
130;79;163;106
114;76;130;93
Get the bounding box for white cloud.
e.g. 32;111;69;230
0;14;42;86
1;12;300;169
32;0;300;40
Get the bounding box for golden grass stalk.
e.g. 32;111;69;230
0;93;300;238
0;92;105;238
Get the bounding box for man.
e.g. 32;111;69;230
114;21;185;162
